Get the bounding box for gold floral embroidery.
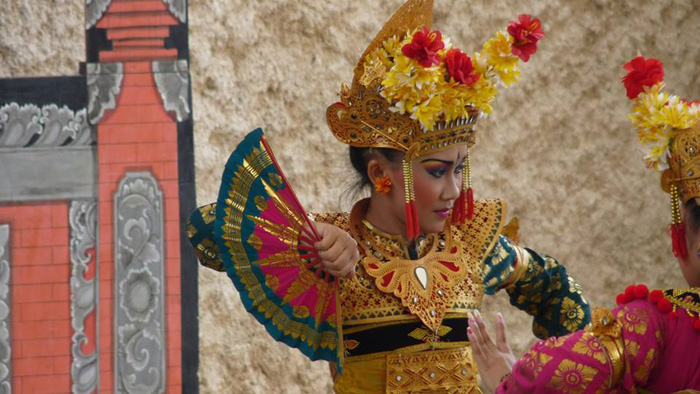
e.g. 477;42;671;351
482;242;512;289
543;335;567;349
520;349;553;377
268;172;283;188
196;238;224;271
198;204;216;224
617;306;649;335
533;321;549;339
265;274;280;291
548;359;598;393
568;276;583;295
247;233;263;251
624;339;640;357
633;348;656;381
254;195;268;211
572;332;607;365
293;305;311;319
516;279;544;305
547;273;562;292
186;222;197;238
561;297;585;332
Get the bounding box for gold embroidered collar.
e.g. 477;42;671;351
349;199;471;332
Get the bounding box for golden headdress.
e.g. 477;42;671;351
623;56;700;257
327;0;544;239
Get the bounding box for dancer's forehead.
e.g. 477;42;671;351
418;145;467;165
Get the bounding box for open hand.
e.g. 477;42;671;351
310;221;359;278
467;311;515;393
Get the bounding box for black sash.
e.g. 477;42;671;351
343;316;469;358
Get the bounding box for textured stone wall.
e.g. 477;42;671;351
2;0;699;392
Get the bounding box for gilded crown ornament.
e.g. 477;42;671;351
622;56;700;258
327;0;544;239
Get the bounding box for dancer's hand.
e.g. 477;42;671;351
312;222;359;278
467;311;515;393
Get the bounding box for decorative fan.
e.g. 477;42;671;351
213;128;342;364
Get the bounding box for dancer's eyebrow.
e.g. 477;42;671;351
420;159;453;165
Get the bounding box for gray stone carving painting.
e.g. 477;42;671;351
0;225;10;394
152;60;190;123
163;0;187;23
87;63;124;125
85;0;113;29
114;173;166;394
70;200;98;394
0;103;92;148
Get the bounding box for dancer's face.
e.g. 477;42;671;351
386;145;467;235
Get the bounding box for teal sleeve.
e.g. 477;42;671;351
482;236;591;339
186;203;225;272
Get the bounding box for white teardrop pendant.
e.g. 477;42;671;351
414;266;428;289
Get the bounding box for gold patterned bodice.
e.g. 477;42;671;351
313;198;505;331
313;198;505;393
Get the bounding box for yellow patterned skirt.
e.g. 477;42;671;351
334;345;483;393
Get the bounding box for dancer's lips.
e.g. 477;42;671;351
434;208;450;219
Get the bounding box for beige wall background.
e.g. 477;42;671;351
2;1;699;392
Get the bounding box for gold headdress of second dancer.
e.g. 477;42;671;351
622;56;700;258
326;0;544;239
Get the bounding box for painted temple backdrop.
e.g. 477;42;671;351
0;0;197;392
1;0;700;393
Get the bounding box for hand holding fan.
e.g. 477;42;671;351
213;128;342;364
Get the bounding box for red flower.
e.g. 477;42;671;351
402;26;445;67
507;14;544;62
445;49;480;86
622;56;664;99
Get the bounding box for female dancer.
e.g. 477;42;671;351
468;56;700;393
188;1;591;392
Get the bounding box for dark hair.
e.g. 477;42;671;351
349;146;403;190
686;198;700;233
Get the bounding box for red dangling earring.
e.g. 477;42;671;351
374;176;392;194
452;144;474;225
670;184;687;258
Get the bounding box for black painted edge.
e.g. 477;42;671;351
0;76;87;109
178;113;199;392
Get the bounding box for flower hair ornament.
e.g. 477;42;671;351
327;0;544;239
622;56;700;258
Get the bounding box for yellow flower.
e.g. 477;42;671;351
652;96;693;129
411;95;443;130
641;138;671;171
483;31;516;68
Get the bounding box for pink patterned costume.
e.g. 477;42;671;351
498;286;700;393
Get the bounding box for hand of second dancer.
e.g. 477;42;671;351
313;222;359;278
467;311;515;393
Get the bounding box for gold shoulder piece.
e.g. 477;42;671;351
502;217;520;244
587;307;625;388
